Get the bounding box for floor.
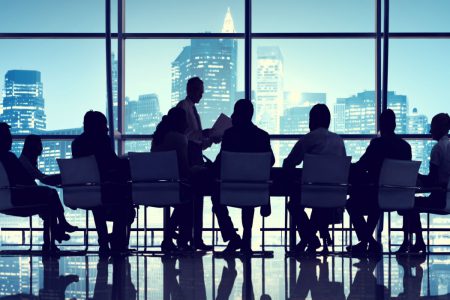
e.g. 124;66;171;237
0;248;449;299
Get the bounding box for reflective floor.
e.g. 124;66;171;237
1;248;450;299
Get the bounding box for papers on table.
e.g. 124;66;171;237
211;113;232;138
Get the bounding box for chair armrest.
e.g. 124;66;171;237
302;182;350;187
57;182;102;188
379;184;418;190
216;179;273;184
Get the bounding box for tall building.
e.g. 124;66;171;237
1;70;46;134
334;91;376;134
171;8;238;128
408;107;431;173
126;93;161;134
255;46;284;134
387;92;408;134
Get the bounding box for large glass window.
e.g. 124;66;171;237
0;0;105;33
0;0;448;250
126;0;244;33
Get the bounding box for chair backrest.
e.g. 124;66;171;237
220;151;272;207
0;162;13;211
57;155;102;209
378;159;421;210
128;151;182;207
301;154;352;208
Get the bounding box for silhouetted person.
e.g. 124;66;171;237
0;122;67;252
38;256;79;300
400;113;450;253
346;109;412;255
176;77;219;251
19;134;78;234
151;107;193;252
283;104;346;254
213;99;275;254
72;111;136;254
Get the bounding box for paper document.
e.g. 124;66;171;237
211;113;232;137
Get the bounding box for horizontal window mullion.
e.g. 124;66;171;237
251;32;378;39
389;32;450;39
121;33;245;39
0;33;107;39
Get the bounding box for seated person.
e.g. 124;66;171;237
72;111;135;254
346;109;412;254
151;107;193;252
399;113;450;253
283;104;346;253
0;123;70;252
19;134;78;233
212;99;275;254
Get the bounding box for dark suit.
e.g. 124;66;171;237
72;132;135;251
212;123;275;247
347;133;412;243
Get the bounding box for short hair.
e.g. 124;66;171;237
432;113;450;133
379;109;396;133
186;77;203;95
309;104;331;129
233;99;254;121
83;111;107;133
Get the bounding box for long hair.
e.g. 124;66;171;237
21;134;42;166
152;107;187;147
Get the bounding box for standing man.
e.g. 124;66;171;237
176;77;217;251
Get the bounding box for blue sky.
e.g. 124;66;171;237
0;0;449;130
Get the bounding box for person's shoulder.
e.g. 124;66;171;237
176;99;188;109
252;124;270;137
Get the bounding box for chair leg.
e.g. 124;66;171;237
28;216;33;251
144;207;148;250
262;216;265;252
85;211;89;252
427;213;430;254
135;206;139;250
388;212;391;253
284;196;288;252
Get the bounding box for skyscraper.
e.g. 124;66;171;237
334;91;376;134
1;70;46;134
255;46;284;134
171;8;238;128
408;107;431;173
387;92;408;134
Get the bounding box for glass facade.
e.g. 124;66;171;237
0;0;448;253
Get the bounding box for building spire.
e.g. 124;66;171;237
222;7;236;33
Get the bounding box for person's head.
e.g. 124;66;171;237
186;77;204;104
0;122;12;153
309;104;331;131
83;110;108;135
231;99;254;126
379;109;396;135
152;107;187;146
22;134;43;158
430;113;450;141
